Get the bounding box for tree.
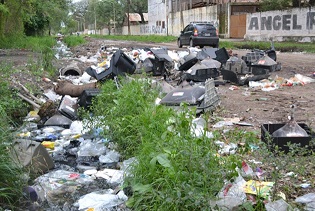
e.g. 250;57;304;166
71;0;89;32
261;0;315;11
0;0;27;37
24;0;71;36
95;0;124;34
260;0;291;11
128;0;148;23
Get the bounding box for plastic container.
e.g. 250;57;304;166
261;123;313;153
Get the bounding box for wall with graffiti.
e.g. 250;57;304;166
246;7;315;42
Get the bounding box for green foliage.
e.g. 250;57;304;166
221;40;315;53
63;35;86;47
0;35;55;51
82;77;261;210
91;34;178;43
260;0;291;11
0;81;26;209
0;66;29;122
0;35;57;77
23;1;50;36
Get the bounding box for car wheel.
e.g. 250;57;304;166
199;45;204;48
189;39;194;47
177;39;183;48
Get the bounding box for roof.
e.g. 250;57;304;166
126;13;148;22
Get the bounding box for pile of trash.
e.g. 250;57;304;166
10;40;315;211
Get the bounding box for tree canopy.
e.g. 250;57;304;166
260;0;315;11
0;0;71;37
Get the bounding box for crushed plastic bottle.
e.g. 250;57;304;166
272;105;308;137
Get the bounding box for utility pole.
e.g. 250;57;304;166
127;0;131;35
94;2;97;34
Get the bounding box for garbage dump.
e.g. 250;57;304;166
11;38;315;211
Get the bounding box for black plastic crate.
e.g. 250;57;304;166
261;123;313;153
78;88;100;109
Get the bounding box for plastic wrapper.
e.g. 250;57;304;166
95;169;124;186
295;193;315;204
99;150;120;163
33;170;94;202
218;175;247;201
243;180;274;198
77;139;107;157
265;199;291;211
77;189;128;210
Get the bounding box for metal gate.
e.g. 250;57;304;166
230;14;246;38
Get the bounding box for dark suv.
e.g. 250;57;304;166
177;22;219;48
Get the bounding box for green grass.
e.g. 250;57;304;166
91;34;178;43
0;78;27;209
0;35;56;51
82;76;315;210
220;40;315;53
82;76;260;210
0;65;29;122
63;35;86;47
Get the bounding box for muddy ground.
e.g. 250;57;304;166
1;37;315;131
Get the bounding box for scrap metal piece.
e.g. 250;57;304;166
57;95;78;120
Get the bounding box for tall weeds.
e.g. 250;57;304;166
0;106;26;209
85;77;252;210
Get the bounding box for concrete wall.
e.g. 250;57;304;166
146;0;167;35
121;25;143;35
245;7;315;42
168;5;218;36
